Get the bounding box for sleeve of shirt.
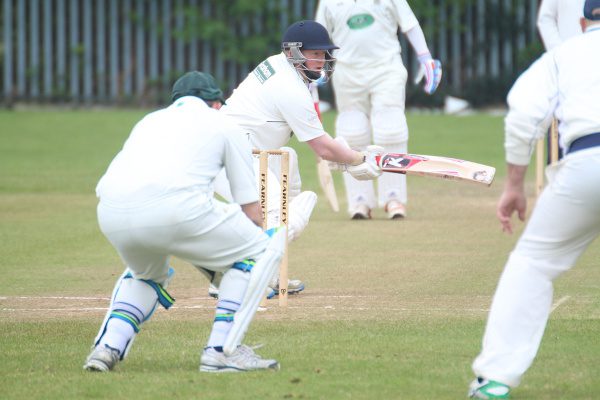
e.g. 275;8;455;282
537;0;561;50
275;83;326;143
504;52;558;166
222;124;259;205
393;0;420;33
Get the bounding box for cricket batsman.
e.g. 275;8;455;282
208;20;384;298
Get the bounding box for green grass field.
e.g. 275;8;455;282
1;109;598;400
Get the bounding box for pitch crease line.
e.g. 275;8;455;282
550;295;570;313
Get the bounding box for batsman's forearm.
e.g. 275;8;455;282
307;135;363;165
505;163;528;190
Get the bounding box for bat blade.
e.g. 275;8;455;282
375;153;495;186
317;158;339;212
310;81;340;212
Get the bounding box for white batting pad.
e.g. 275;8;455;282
223;227;286;355
288;191;317;242
335;110;370;149
371;106;408;144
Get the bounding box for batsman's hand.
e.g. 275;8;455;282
496;186;527;234
418;54;442;95
346;145;384;181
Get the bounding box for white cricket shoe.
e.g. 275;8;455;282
83;345;120;372
209;279;305;300
349;204;371;220
266;279;305;299
200;345;280;373
208;283;219;299
385;200;406;219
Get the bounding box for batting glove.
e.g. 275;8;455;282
418;54;442;95
346;145;384;181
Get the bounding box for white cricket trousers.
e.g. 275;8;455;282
97;193;269;283
472;148;600;387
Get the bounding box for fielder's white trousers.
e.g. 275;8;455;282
97;192;269;283
472;148;600;387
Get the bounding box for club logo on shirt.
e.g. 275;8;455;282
347;13;374;29
253;60;276;84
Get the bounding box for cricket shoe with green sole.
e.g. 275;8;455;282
468;377;511;399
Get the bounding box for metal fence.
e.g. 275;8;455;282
1;0;543;106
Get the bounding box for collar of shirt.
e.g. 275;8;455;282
170;96;209;109
277;52;311;88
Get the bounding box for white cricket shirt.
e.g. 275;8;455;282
537;0;585;50
220;53;325;150
96;96;258;210
504;27;600;165
315;0;419;68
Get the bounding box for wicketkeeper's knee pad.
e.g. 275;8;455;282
288;191;317;242
336;110;371;149
371;106;408;145
93;268;175;359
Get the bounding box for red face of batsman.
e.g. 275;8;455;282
302;49;326;72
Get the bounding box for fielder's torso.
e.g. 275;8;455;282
553;29;600;146
220;53;325;150
96;96;257;210
504;28;600;165
315;0;418;68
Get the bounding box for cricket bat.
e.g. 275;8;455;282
310;82;340;212
375;153;495;186
317;158;339;212
333;153;495;186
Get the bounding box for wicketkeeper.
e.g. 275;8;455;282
469;1;600;397
316;0;442;220
208;19;383;298
84;71;286;373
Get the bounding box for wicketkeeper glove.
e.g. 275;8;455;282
418;54;442;95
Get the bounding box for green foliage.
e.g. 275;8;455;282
177;0;283;67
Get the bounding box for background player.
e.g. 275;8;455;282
316;0;442;220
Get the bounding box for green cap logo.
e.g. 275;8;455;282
347;14;374;29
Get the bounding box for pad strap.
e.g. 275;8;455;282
232;259;256;272
123;272;176;310
110;311;141;333
141;279;175;309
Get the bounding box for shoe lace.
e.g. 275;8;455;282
238;343;264;355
